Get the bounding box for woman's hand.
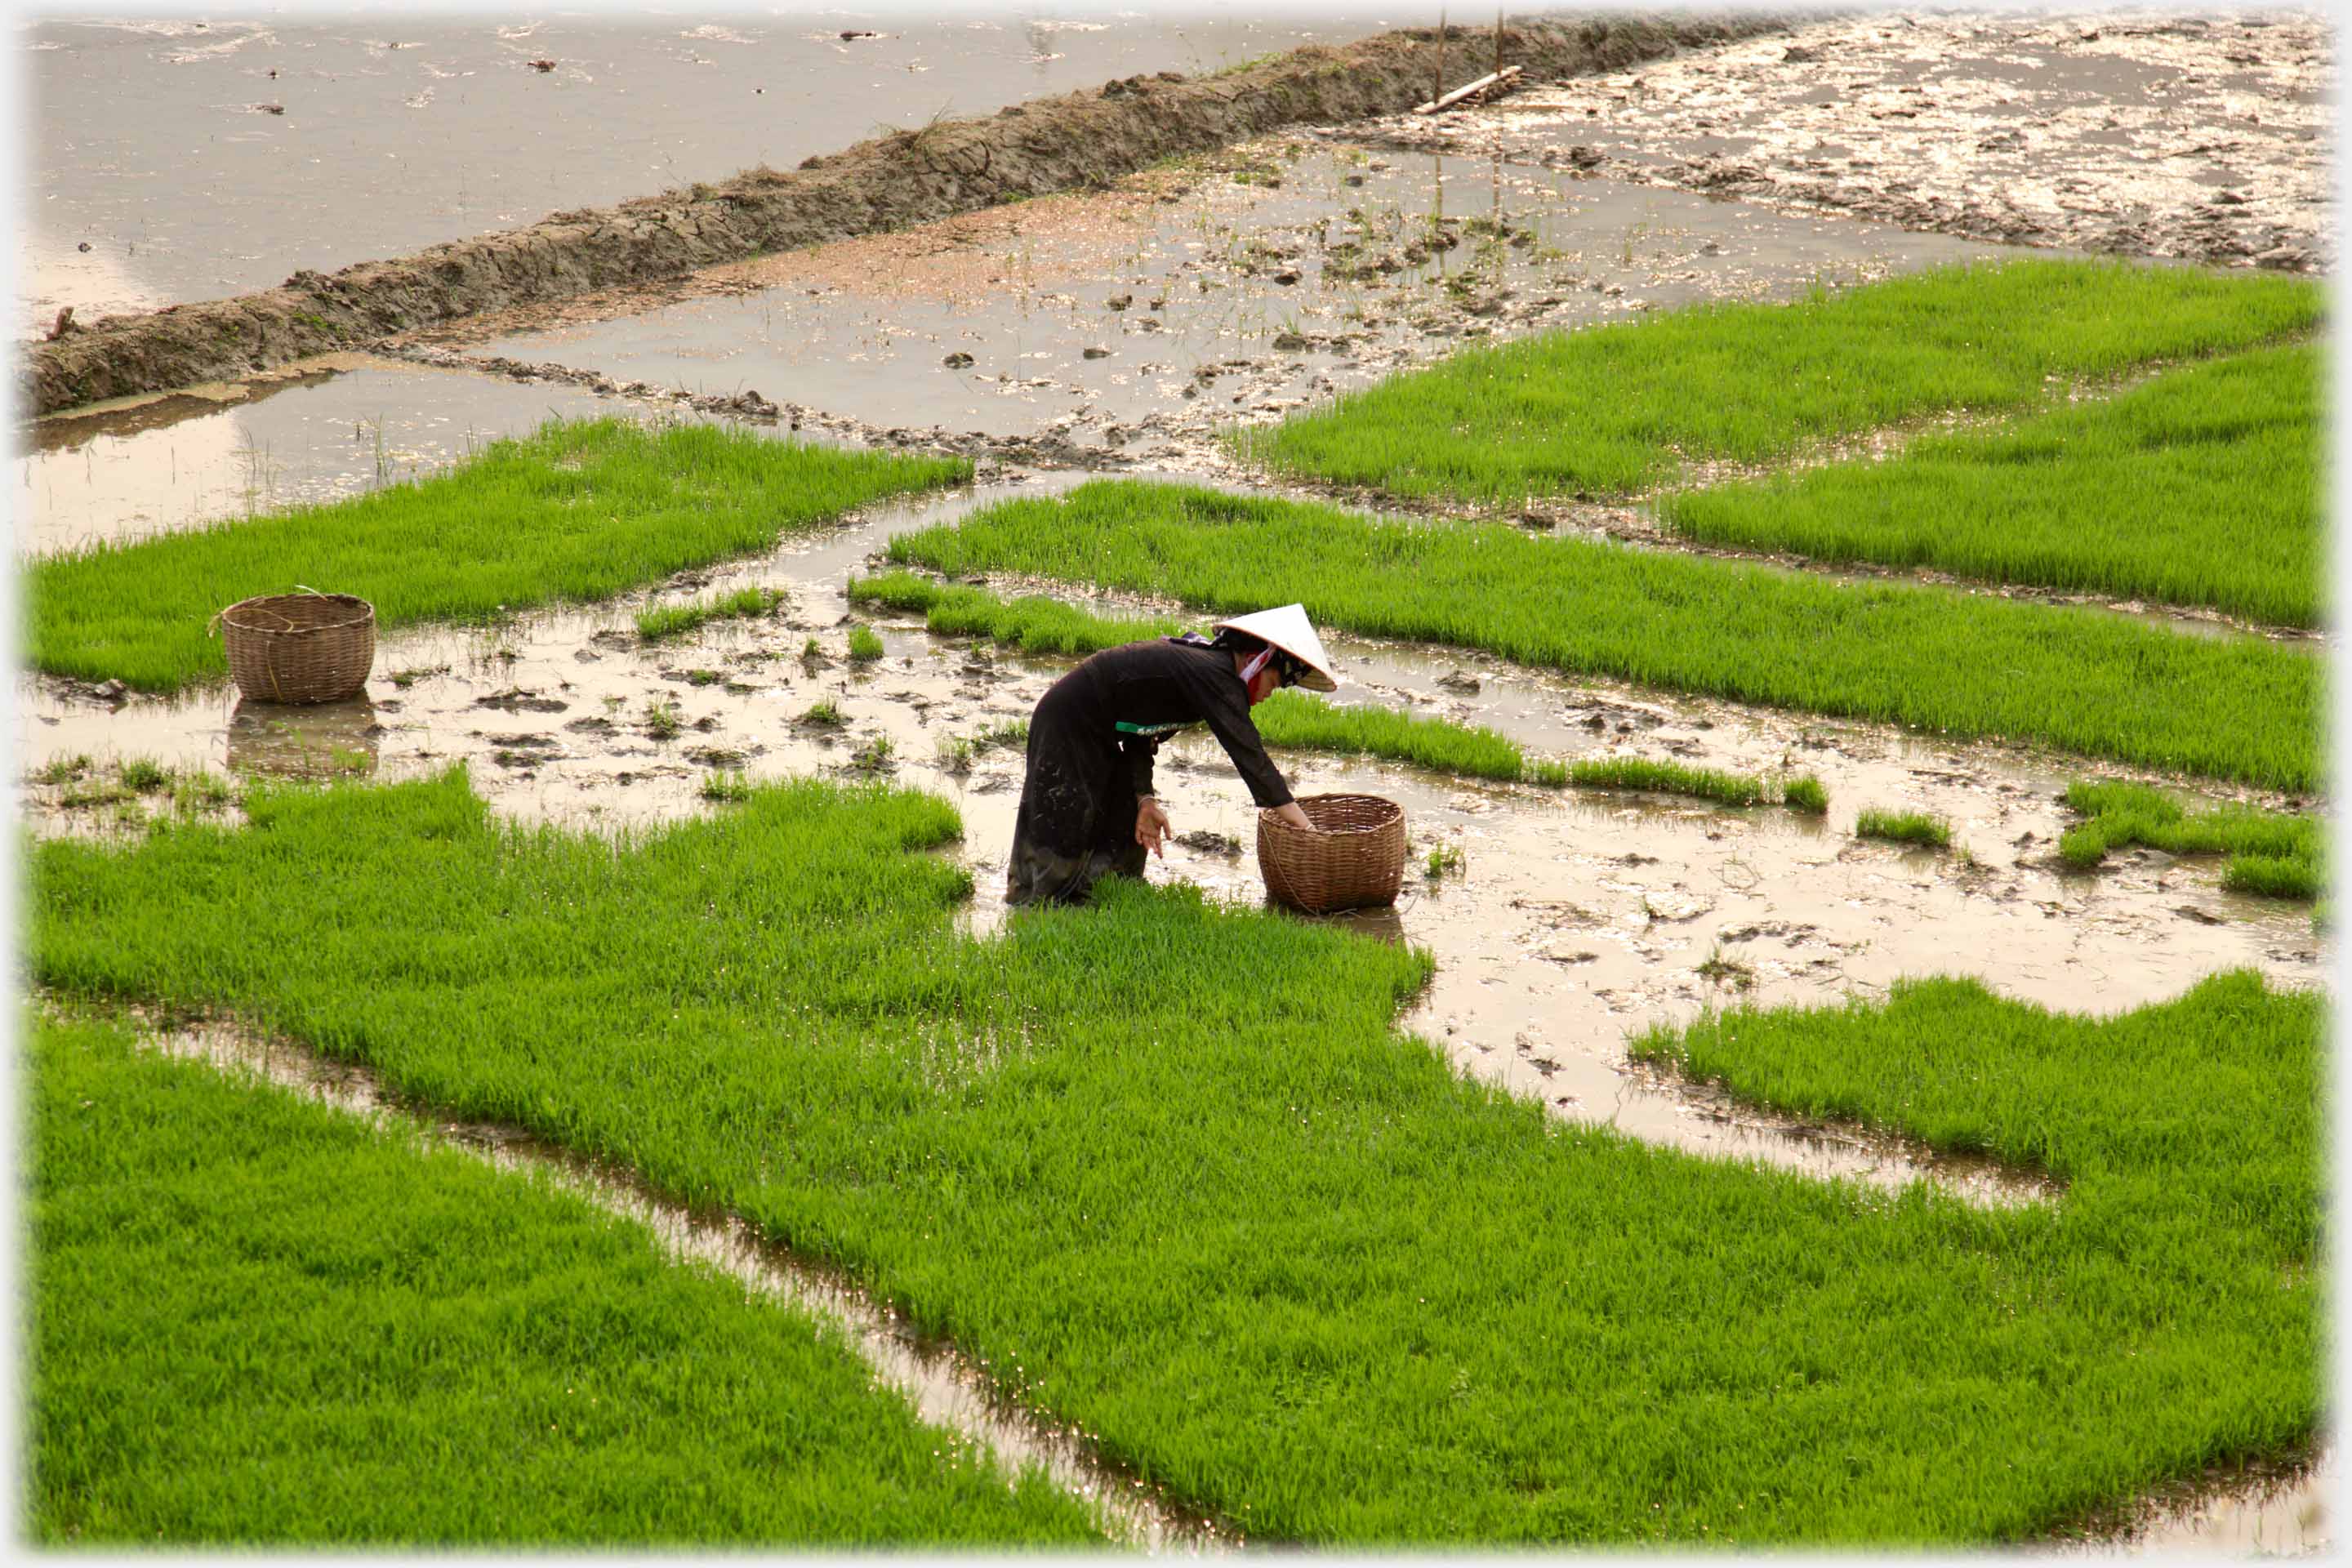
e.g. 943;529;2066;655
1273;801;1312;832
1135;796;1171;857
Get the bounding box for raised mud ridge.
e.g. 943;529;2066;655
27;12;1795;417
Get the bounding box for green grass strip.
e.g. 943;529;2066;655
2061;779;2323;900
882;481;2320;792
1236;258;2320;503
849;569;1183;654
29;418;970;693
1663;342;2326;627
32;773;2319;1544
1566;756;1764;806
1855;808;1952;849
29;1011;1100;1546
637;585;785;643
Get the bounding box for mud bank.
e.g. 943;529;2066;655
1352;9;2332;274
27;14;1794;416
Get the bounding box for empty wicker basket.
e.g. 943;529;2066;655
1258;793;1407;914
216;591;376;705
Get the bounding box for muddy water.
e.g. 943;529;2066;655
16;355;615;555
122;1011;1224;1552
1356;10;2333;273
21;9;1401;337
460;141;2013;454
26;483;2326;1205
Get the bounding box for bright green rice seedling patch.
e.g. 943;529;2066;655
29;419;969;693
847;624;888;663
973;719;1029;751
1423;841;1465;880
117;757;170;795
849;571;1181;656
700;770;753;803
28;1013;1100;1546
1855;808;1952;849
884;481;2319;791
33;755;91;786
800;699;845;728
1237;259;2319;503
637;586;786;644
30;771;2320;1544
1566;756;1765;806
2060;779;2322;900
643;697;683;741
1780;773;1829;814
1663;343;2326;626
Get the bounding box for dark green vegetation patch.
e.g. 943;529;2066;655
1664;342;2325;627
1237;259;2319;503
29;1013;1100;1546
2061;779;2323;900
32;773;2320;1544
883;482;2319;791
29;419;969;693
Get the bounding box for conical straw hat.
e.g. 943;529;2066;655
1214;604;1339;692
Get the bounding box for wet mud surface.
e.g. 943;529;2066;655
22;11;1405;338
25;15;1789;414
25;486;2328;1213
403;139;2010;469
111;1008;1223;1553
1357;9;2333;274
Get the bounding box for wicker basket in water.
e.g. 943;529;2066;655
215;591;376;705
1258;792;1407;914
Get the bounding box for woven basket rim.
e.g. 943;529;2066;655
1260;792;1404;837
218;592;376;636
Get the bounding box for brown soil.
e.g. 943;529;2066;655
26;14;1794;416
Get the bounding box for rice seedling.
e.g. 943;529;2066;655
644;698;683;741
934;736;977;775
847;736;896;773
2060;779;2321;901
172;772;233;817
1780;774;1829;815
28;1013;1100;1545
800;699;845;728
1234;258;2319;504
1528;760;1569;788
847;625;887;664
28;773;2320;1544
1662;343;2325;627
29;418;969;693
1423;841;1465;880
33;755;91;786
1855;808;1952;849
57;780;131;811
849;572;1182;657
1695;948;1754;991
972;719;1029;751
700;771;753;803
802;637;824;659
882;482;2319;791
1566;756;1764;807
387;664;450;689
638;586;786;644
117;758;170;795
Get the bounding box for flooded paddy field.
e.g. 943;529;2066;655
21;8;1398;337
19;7;2332;1553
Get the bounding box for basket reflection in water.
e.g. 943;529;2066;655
225;698;379;780
1258;793;1407;914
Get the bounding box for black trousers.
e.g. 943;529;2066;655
1005;682;1147;906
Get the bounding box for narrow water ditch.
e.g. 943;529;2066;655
113;1006;1232;1553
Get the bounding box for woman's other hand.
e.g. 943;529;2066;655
1135;796;1171;857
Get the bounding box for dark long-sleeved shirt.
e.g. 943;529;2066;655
1060;637;1293;808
